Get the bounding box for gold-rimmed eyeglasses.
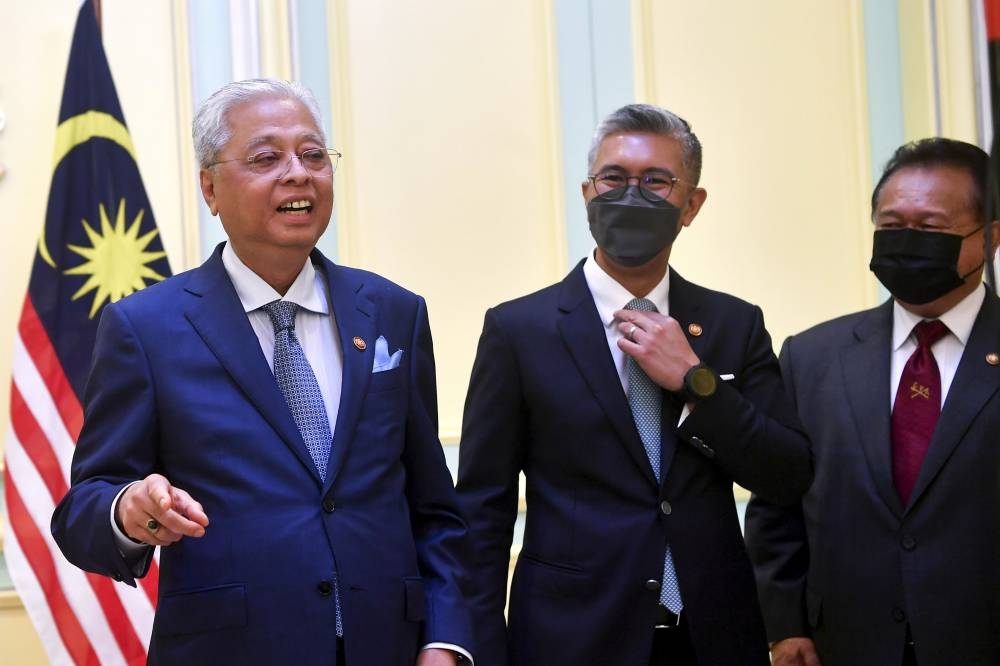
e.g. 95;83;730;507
208;148;342;180
588;169;688;202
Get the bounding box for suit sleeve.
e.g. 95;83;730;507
455;308;527;666
743;335;811;642
50;303;157;586
676;305;811;505
401;296;475;654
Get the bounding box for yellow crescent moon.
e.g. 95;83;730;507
39;111;137;268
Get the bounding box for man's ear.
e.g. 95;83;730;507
990;219;1000;257
199;169;219;216
679;187;708;229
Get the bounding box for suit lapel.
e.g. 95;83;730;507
908;292;1000;509
840;302;902;517
319;254;376;488
183;248;321;482
557;263;658;486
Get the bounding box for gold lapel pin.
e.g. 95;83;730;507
687;323;703;337
353;336;366;351
987;352;999;366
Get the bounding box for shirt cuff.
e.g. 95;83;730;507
110;481;152;558
422;643;473;665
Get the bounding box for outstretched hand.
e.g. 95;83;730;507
116;473;209;547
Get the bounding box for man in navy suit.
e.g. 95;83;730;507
51;79;472;666
456;103;811;666
745;138;1000;666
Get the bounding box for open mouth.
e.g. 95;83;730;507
276;199;312;214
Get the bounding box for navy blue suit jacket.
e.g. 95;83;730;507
52;245;473;665
746;292;1000;666
457;262;810;666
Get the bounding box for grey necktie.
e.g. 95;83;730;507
625;297;683;614
262;300;343;635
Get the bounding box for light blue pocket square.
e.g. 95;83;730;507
372;335;404;373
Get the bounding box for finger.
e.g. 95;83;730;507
143;474;174;512
170;488;210;528
614;309;656;327
156;506;207;538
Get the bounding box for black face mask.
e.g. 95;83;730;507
587;185;681;267
869;227;983;304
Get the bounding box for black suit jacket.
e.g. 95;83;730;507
745;291;1000;666
457;262;810;666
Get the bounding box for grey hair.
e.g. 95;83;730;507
192;78;325;168
587;103;703;184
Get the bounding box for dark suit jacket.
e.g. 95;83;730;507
51;245;473;666
456;262;810;666
745;292;1000;666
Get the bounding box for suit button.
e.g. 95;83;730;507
892;607;906;623
660;500;672;515
322;497;335;513
317;580;333;596
645;579;661;591
901;535;916;551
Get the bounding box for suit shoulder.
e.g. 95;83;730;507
331;263;422;302
785;305;885;352
486;281;563;321
106;268;199;316
678;277;760;314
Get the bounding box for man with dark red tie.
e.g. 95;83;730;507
745;138;1000;666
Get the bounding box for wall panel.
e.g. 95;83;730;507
635;0;875;344
332;0;563;438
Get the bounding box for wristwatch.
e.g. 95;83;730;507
680;363;718;403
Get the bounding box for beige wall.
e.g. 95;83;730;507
328;0;564;439
633;0;875;343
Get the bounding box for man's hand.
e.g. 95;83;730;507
116;473;209;547
614;309;699;391
415;647;458;666
771;637;822;666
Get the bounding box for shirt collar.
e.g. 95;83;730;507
221;242;329;315
891;282;985;351
583;251;670;326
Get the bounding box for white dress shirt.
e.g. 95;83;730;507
583;251;671;394
890;283;986;409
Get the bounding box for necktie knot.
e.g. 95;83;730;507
263;300;299;333
913;319;948;349
625;297;657;313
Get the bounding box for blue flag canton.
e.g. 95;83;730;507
30;0;171;398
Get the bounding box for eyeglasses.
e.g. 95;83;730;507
208;148;342;179
587;169;687;202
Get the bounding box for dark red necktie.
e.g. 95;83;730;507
891;319;949;504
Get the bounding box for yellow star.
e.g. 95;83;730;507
65;198;168;318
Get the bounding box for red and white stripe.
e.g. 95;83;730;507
4;296;158;665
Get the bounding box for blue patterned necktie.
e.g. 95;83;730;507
263;300;333;480
625;297;683;614
262;300;343;635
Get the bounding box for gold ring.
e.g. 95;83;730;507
145;518;160;532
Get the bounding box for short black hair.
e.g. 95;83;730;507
871;137;988;222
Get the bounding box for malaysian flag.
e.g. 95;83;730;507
3;1;171;663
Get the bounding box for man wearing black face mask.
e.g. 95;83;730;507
745;137;1000;666
457;104;811;666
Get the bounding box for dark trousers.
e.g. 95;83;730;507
649;610;698;666
337;636;346;665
